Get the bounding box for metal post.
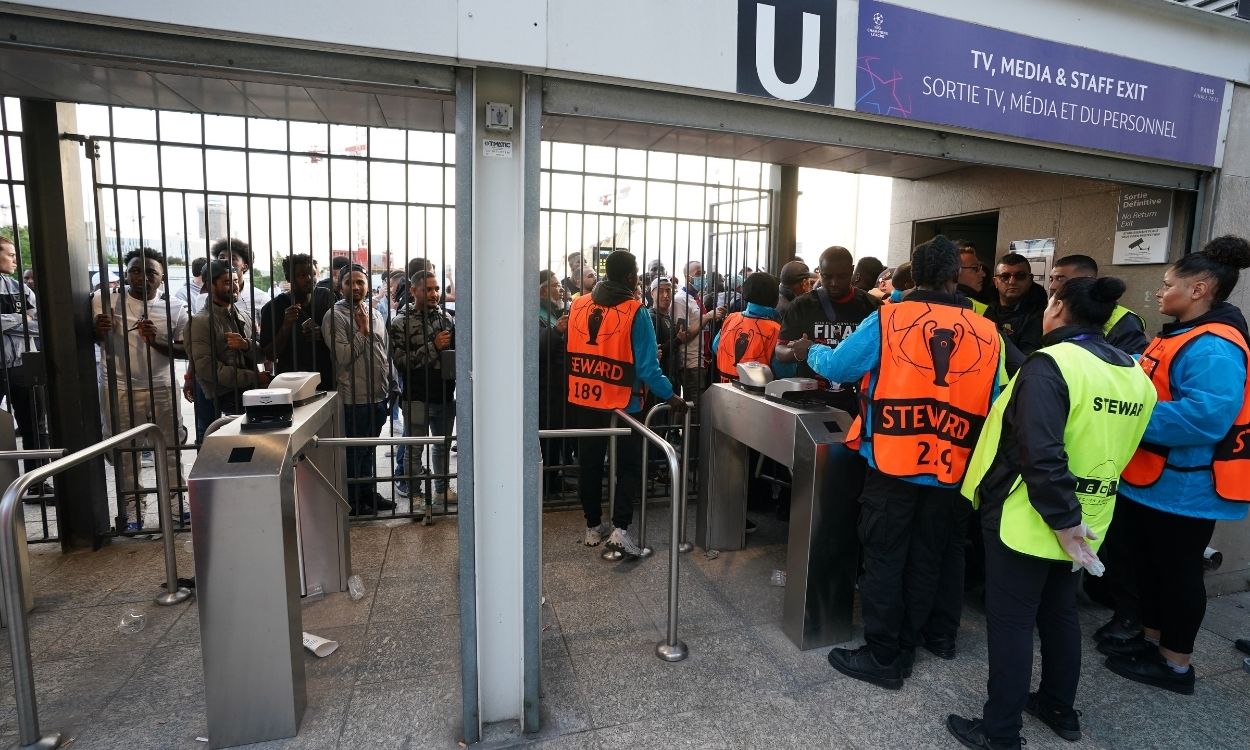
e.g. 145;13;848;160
0;423;187;750
602;412;622;561
636;402;672;554
678;407;694;553
613;409;687;662
152;427;192;607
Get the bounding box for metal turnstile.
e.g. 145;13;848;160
188;392;350;749
695;383;864;651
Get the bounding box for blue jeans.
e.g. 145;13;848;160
403;400;455;493
344;401;388;508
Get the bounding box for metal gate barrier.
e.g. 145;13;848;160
0;423;190;750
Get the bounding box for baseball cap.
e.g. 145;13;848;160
780;260;816;286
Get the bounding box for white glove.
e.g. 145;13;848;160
1053;523;1105;577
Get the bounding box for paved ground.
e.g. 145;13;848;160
1;506;1248;749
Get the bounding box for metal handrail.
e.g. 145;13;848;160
0;450;65;462
614;408;689;663
636;402;693;553
315;426;686;662
1;423;192;750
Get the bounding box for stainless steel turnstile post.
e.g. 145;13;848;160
188;392;349;749
695;383;863;650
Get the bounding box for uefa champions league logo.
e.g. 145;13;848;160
868;10;888;39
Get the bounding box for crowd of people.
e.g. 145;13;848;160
7;224;1250;746
82;239;459;525
545;236;1250;748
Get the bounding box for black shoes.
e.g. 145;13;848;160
1093;615;1142;644
945;715;1023;750
924;635;957;660
899;648;915;678
1024;692;1081;742
745;518;758;535
827;645;903;690
1096;635;1159;660
1105;654;1195;695
1235;638;1250;656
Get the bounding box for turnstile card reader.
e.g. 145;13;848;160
189;392;347;749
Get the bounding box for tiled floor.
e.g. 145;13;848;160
2;506;1249;749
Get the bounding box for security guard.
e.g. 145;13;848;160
947;276;1155;749
1104;236;1250;695
712;272;782;383
1046;253;1148;648
567;250;687;557
788;236;1007;689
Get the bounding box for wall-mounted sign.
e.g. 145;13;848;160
1113;188;1172;265
855;1;1225;166
736;0;837;106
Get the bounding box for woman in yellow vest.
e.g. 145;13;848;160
1103;236;1250;695
948;276;1155;749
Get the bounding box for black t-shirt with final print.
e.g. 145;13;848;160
780;287;880;411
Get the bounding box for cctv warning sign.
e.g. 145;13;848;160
1113;187;1172;265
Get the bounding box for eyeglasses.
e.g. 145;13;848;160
996;271;1032;282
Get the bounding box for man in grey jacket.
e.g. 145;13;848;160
187;259;268;430
0;237;50;498
390;269;455;508
324;263;394;515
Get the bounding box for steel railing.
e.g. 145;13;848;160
634;402;694;555
321;419;691;662
313;435;461;525
0;423;192;750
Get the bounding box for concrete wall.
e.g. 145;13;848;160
887;167;1187;335
1206;84;1250;597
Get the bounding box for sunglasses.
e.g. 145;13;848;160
996;271;1032;282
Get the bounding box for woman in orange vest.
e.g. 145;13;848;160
711;272;782;382
1104;236;1250;695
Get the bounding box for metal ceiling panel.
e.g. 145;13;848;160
151;73;259;118
82;65;194;113
303;88;387;129
0;56;119;107
234;81;326;123
376;93;450;132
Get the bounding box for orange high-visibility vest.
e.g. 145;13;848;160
566;295;643;410
1121;322;1250;502
845;300;1002;485
716;313;781;383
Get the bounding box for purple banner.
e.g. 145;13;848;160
856;1;1225;167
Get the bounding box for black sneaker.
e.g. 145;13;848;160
826;645;903;690
23;482;54;505
899;648;915;678
1093;615;1142;644
745;518;758;535
1096;635;1159;660
1024;692;1081;741
1235;638;1250;657
945;715;1023;749
1104;654;1195;695
924;635;957;660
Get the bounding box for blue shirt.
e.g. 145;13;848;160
627;305;674;413
1120;330;1248;520
805;306;1007;487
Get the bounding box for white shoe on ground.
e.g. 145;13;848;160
583;522;612;547
605;527;644;557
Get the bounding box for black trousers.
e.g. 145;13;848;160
1081;496;1140;621
572;405;642;530
1118;497;1215;654
0;368;48;473
982;530;1081;743
858;470;968;662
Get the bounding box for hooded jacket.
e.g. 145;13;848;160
1120;301;1250;521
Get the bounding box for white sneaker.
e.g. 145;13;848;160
435;488;458;503
583;522;612;547
605;527;644;557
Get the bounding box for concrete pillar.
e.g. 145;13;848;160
19;100;110;551
1205;83;1250;595
455;68;542;739
770;165;799;271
